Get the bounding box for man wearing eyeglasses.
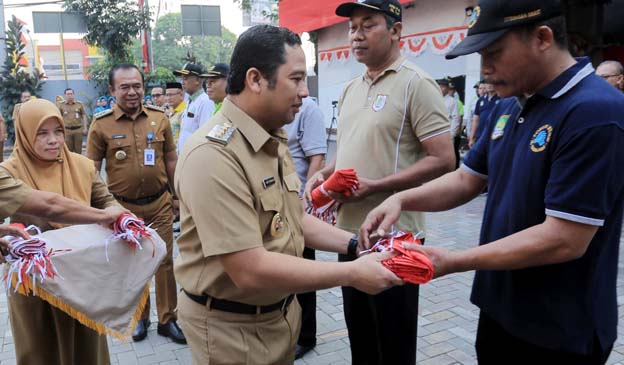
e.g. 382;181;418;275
596;60;624;92
150;85;167;108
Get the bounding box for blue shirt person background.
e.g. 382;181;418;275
470;82;500;147
282;96;327;359
359;0;624;363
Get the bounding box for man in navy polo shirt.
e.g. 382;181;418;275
359;0;624;363
469;81;499;148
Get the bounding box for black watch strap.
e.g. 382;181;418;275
347;234;359;257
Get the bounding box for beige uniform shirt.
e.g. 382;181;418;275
0;169;31;219
174;99;304;306
58;101;86;128
86;105;176;199
335;56;450;234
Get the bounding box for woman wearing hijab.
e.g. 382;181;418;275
108;96;117;109
93;96;108;115
1;99;120;365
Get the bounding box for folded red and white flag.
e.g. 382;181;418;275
366;231;434;284
307;169;359;225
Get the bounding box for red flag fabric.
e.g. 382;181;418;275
368;231;434;284
307;169;359;225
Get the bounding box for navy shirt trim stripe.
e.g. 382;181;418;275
460;164;487;180
545;208;605;226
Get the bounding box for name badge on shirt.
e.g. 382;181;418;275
144;149;155;166
75;112;81;119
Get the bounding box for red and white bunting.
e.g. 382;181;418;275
319;27;468;63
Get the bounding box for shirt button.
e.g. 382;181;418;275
518;117;525;124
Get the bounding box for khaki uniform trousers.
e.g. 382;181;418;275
121;191;177;324
178;292;301;365
65;127;83;154
8;293;110;365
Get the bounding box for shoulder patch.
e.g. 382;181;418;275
206;124;236;145
146;104;165;113
93;109;114;120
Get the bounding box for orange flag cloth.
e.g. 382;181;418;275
307;169;359;225
367;231;434;284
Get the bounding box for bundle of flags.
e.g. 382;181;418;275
307;169;359;225
107;213;156;261
4;225;66;295
367;231;434;284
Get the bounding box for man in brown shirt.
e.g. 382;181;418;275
174;25;401;364
86;63;185;344
58;88;87;154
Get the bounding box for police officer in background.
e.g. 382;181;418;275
205;63;229;115
174;25;401;364
86;64;186;344
173;63;215;153
58;88;88;154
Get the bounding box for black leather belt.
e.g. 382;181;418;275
66;125;82;130
183;289;294;315
114;186;168;206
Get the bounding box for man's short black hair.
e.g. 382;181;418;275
227;25;302;95
517;15;568;49
64;88;74;94
108;64;145;88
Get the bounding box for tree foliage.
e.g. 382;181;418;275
132;13;237;74
0;16;44;139
63;0;151;62
234;0;280;23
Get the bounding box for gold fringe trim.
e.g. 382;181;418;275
8;274;151;342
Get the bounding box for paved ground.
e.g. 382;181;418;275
1;195;623;364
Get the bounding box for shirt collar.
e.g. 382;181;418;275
113;105;148;121
220;99;288;153
173;101;186;113
537;57;595;100
188;89;205;102
364;55;407;83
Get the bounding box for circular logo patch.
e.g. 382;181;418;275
530;124;553;152
468;6;481;29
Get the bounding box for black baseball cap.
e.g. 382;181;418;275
173;63;209;78
206;63;230;79
446;0;563;59
436;78;450;86
336;0;402;22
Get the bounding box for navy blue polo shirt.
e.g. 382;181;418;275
462;57;624;354
473;94;500;141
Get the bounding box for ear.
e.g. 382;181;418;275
390;22;403;42
245;68;264;93
535;25;555;51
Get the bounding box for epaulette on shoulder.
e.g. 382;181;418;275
146;104;165;113
93;109;114;120
206;123;236;145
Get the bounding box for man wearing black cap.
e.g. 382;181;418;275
304;1;454;364
437;78;461;168
165;82;185;147
173;63;215;153
205;63;229;115
361;0;624;363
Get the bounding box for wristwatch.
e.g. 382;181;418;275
347;234;359;257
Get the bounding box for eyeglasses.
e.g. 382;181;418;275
598;74;622;79
151;93;164;98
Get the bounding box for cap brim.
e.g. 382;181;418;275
206;71;226;78
172;70;187;76
445;29;509;59
336;2;383;17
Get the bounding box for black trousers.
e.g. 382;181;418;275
453;135;461;169
476;312;613;365
339;253;420;365
296;247;317;347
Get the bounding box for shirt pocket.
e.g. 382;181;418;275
284;172;301;194
108;139;133;163
258;185;288;241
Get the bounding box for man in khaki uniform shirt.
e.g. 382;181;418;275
174;25;401;365
305;1;455;364
86;64;186;344
58;88;87;154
